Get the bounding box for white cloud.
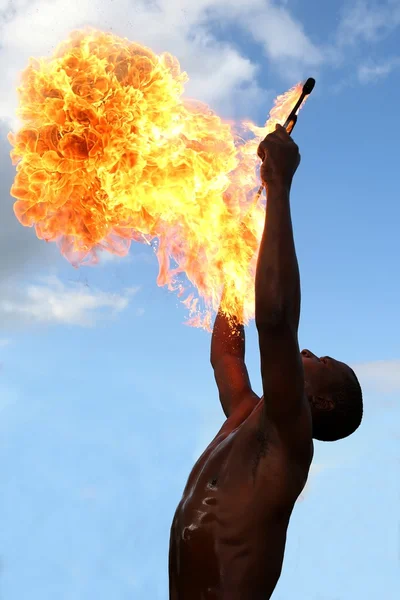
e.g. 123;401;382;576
352;359;400;394
337;0;400;46
194;0;323;81
357;57;400;83
0;339;10;347
0;120;135;330
96;249;136;266
0;0;324;125
0;275;137;327
333;1;400;85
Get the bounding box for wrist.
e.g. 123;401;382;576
265;178;291;197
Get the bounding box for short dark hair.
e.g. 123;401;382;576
311;368;363;442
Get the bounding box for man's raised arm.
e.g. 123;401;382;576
255;125;309;433
211;291;257;418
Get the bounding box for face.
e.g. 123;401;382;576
300;349;352;396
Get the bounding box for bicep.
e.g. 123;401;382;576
213;355;258;418
258;322;305;426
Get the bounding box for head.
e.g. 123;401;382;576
301;349;363;442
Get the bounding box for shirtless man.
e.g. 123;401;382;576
169;125;363;600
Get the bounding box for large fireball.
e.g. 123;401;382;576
8;28;307;330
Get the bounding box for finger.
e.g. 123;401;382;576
261;131;280;146
258;135;277;158
257;145;266;161
274;124;291;140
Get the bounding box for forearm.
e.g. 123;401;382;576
255;182;300;329
210;292;245;365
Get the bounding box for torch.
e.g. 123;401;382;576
255;77;316;200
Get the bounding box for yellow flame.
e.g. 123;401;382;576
8;27;308;331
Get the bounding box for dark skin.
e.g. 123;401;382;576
169;125;355;599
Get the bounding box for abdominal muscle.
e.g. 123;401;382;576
169;402;302;599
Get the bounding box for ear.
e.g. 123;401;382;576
313;395;335;412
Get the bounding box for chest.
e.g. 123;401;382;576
177;419;304;542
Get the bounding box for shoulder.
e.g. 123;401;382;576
224;392;261;430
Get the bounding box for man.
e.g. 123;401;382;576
169;125;363;599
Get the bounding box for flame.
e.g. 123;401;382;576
8;27;308;331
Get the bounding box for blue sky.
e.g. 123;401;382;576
0;1;399;598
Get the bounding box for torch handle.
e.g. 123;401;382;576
283;114;297;134
255;78;315;200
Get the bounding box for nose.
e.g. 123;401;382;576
301;349;318;359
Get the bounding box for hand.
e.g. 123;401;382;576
257;124;301;190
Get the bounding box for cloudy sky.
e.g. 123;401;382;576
0;0;399;598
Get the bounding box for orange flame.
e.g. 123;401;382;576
8;28;308;331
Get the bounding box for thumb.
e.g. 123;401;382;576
257;145;266;161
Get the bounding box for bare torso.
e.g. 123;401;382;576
169;396;313;600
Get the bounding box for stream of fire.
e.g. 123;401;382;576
8;27;311;331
